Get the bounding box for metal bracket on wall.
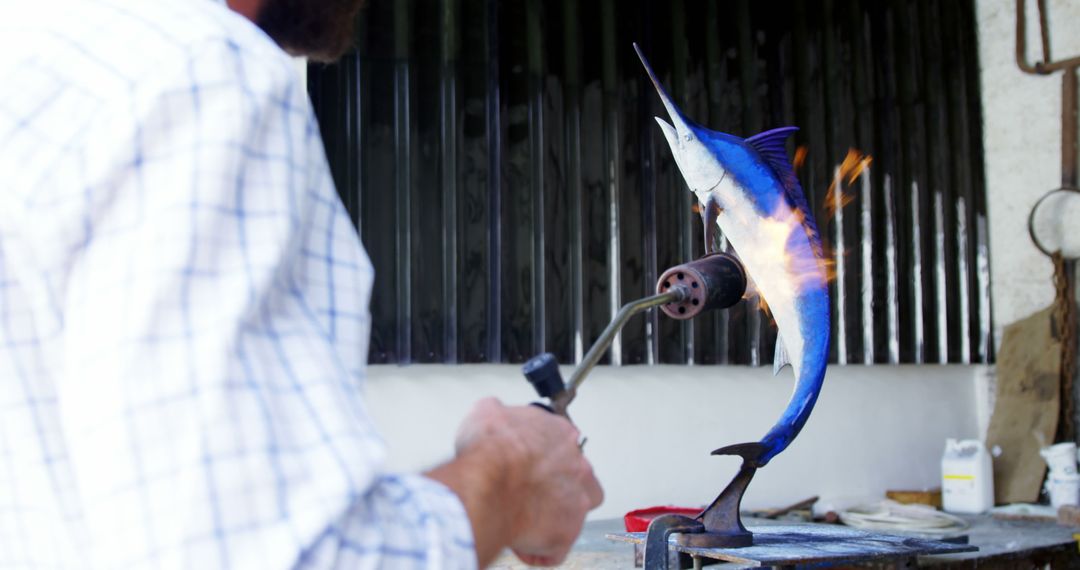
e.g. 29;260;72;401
1016;0;1079;443
1016;0;1079;189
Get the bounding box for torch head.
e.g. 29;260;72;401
657;253;747;320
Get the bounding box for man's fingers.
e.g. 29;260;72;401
520;403;581;435
512;519;581;567
512;550;564;567
473;396;505;414
582;464;604;509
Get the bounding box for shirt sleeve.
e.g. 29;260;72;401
25;34;476;569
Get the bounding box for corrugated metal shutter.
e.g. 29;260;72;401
308;0;992;366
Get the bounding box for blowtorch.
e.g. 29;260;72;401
521;252;746;419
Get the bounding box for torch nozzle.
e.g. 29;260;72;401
656;253;747;320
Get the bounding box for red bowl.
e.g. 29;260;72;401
623;506;702;532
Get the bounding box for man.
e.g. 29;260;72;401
0;0;602;567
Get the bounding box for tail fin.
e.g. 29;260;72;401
711;441;768;468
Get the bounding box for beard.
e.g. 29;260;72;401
255;0;365;62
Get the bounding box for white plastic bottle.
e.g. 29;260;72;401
941;438;994;513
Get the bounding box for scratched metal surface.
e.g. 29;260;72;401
607;525;976;567
487;516;1074;569
308;0;992;366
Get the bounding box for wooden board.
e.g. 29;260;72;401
1058;505;1080;527
887;488;943;508
606;525;976;567
986;306;1062;505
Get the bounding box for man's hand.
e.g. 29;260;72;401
456;398;604;566
426;398;603;568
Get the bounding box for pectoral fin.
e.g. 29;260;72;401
773;335;791;376
701;194;724;254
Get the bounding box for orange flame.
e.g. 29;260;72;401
740;149;868;315
816;250;841;285
738;146;869;321
842;148;873;184
728;203;831;325
821;148;872;219
697;147;869;322
813;148;870;286
793;145;808;171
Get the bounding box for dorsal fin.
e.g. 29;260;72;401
745;127;800;194
745;126;823;255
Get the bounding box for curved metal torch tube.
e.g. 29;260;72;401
550;287;689;415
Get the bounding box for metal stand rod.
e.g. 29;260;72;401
1064;66;1077;189
1064;73;1078;440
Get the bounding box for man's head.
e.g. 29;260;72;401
229;0;365;62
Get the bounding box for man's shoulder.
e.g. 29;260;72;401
0;0;298;102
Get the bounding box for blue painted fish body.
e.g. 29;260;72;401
635;44;830;466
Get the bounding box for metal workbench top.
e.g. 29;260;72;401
491;514;1079;569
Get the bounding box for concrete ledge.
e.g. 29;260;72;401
366;364;984;520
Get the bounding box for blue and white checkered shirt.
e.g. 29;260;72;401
0;0;475;567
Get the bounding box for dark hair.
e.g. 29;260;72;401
255;0;364;62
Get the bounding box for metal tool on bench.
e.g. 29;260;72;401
521;252;747;420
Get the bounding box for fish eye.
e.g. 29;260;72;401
684;133;693;141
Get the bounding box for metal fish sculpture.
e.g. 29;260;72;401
635;44;830;467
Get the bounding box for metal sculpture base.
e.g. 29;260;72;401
622;449;977;568
638;448;762;568
685;453;758;548
654;440;765;552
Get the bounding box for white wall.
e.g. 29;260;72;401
977;0;1080;342
366;365;983;520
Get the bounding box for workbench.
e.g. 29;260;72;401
492;514;1079;569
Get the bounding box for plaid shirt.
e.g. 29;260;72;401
0;0;474;567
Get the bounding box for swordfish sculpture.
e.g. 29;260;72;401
634;43;831;548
